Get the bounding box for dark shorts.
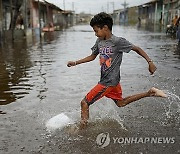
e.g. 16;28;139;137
84;83;123;106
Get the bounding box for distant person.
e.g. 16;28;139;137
67;12;167;129
173;15;178;26
159;12;163;25
137;17;141;28
16;14;24;29
175;16;180;43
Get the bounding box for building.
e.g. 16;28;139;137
138;0;179;26
113;9;123;25
163;0;180;25
111;0;179;27
0;0;75;42
138;0;164;25
113;6;138;25
76;13;93;24
127;6;139;25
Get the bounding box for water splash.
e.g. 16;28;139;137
161;90;180;127
46;113;74;131
90;99;127;131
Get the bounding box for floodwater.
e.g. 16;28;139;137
0;25;180;154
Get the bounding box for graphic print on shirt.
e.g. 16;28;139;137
99;46;113;72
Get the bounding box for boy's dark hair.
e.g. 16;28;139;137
90;12;113;31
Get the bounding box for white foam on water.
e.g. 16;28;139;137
166;91;180;101
164;91;180;115
46;113;74;131
160;90;180;126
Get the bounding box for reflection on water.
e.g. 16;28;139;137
0;40;32;105
0;32;60;105
175;43;180;57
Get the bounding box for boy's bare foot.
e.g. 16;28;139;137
79;121;88;130
149;87;167;98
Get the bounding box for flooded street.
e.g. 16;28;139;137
0;25;180;154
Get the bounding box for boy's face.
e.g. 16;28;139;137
92;25;106;40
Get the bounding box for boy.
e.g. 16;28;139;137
67;12;166;129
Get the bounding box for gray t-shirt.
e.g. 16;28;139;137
91;34;133;86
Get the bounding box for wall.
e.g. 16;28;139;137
128;6;138;25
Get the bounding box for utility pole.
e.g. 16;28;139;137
72;2;75;26
121;0;129;24
110;2;115;23
162;3;165;25
166;0;170;26
107;2;109;13
155;1;158;24
121;0;128;10
24;0;28;31
10;0;14;40
63;0;65;10
0;0;3;44
110;2;114;13
38;0;42;40
72;2;74;11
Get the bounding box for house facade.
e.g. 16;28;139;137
112;0;179;26
163;0;180;25
0;0;75;42
138;0;179;26
113;6;138;25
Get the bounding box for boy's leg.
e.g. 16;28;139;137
80;84;167;129
116;87;167;107
80;84;112;129
80;99;89;129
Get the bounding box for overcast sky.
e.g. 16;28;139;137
46;0;150;14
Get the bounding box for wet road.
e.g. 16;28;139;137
0;25;180;154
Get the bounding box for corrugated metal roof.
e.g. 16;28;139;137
44;0;62;11
33;0;63;11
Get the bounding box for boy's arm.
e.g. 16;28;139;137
132;45;157;75
67;54;97;67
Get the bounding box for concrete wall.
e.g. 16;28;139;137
128;6;138;25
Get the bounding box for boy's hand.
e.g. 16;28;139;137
148;62;157;75
67;61;76;67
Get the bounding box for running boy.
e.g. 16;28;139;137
67;12;167;129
